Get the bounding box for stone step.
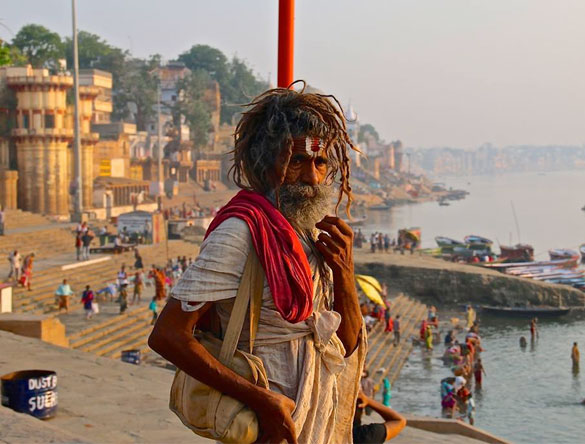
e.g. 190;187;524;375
68;306;149;341
105;330;153;359
367;298;424;374
376;303;427;386
71;309;150;349
365;295;410;365
94;324;153;357
80;318;152;353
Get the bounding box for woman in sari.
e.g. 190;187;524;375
20;253;34;291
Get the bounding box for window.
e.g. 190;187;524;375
22;114;30;129
45;114;55;129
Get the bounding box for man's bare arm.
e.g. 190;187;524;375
148;298;297;444
315;216;362;356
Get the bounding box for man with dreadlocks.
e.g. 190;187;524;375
149;83;365;443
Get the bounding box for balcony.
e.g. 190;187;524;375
11;128;74;139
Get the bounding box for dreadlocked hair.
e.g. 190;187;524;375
230;80;357;217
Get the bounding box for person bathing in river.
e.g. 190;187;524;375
572;342;580;372
474;358;486;388
530;317;539;340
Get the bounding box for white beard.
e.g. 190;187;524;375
277;184;335;231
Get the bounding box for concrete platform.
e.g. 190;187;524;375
0;330;502;443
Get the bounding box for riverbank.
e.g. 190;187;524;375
354;249;585;307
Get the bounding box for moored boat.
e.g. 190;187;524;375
435;236;464;248
549;248;579;261
579;244;585;263
481;306;571;318
500;244;534;262
464;235;493;246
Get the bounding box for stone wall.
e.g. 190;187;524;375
355;256;585;307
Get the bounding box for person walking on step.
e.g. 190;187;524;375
55;279;74;314
119;283;129;314
7;250;21;282
81;285;95;320
131;269;144;305
81;229;94;260
117;265;129;300
393;315;401;345
0;205;5;236
149;296;158;325
20;253;34;291
75;233;82;261
133;249;143;270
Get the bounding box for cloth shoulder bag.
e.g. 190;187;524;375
169;249;268;443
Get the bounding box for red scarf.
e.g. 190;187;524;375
204;190;314;323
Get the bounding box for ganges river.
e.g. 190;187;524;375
361;170;585;443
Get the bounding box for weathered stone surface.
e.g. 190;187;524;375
355;251;585;307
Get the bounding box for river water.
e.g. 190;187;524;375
361;171;585;443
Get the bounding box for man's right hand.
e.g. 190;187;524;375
255;391;297;443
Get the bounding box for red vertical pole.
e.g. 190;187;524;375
278;0;295;88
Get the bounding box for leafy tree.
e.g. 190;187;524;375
112;56;158;130
178;45;229;86
63;31;127;81
0;40;11;66
358;123;380;144
222;56;268;124
12;24;64;69
179;45;267;124
174;70;213;146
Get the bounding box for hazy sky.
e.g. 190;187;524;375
3;0;585;148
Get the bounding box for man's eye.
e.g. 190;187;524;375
291;157;303;164
315;158;327;166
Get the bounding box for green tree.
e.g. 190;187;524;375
174;70;213;146
63;31;127;80
358;123;380;144
222;56;268;124
178;45;229;86
0;40;11;66
179;45;268;124
12;24;64;69
112;56;158;130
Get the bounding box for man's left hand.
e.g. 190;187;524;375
315;216;354;276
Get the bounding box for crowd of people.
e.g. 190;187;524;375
439;306;484;425
353;228;419;255
51;248;195;323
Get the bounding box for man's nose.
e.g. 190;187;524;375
300;161;320;186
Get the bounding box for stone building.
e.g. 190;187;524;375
2;66;73;215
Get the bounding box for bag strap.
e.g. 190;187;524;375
217;247;263;367
206;247;264;429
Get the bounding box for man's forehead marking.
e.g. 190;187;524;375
293;137;324;157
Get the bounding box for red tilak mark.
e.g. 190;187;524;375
310;138;321;152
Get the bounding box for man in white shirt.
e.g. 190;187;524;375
7;250;21;282
149;86;364;443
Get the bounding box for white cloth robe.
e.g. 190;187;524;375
171;217;366;444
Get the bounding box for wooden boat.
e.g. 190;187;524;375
482;257;578;270
435;236;464;248
342;216;367;227
500;244;534;262
368;204;391;211
549;248;579;261
464;235;493;246
481;306;571;318
579;244;585;263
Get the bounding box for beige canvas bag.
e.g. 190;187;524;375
169;249;268;443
